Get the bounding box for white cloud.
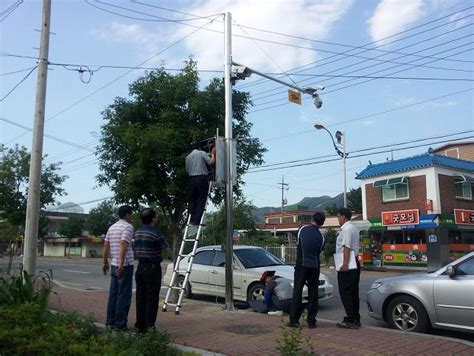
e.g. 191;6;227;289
367;0;425;44
92;1;353;74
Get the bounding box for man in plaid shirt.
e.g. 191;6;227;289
102;205;134;330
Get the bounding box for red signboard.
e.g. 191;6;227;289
382;209;419;226
454;209;474;225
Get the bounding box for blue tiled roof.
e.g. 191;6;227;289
356;153;474;179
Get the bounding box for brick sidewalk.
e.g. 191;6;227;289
49;287;473;355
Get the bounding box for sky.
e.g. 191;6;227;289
1;0;473;213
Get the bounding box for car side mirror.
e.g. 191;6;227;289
446;265;456;277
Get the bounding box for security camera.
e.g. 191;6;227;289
232;65;252;80
313;93;323;109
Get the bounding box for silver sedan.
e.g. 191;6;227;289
367;251;474;334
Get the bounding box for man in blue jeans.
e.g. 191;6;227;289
102;205;134;330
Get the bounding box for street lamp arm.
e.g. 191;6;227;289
232;61;322;98
320;126;345;158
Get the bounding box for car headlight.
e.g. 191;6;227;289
370;281;383;290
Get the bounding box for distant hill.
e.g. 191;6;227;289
253;194;344;222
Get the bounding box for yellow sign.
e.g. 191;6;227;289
288;90;301;105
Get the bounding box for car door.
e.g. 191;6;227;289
187;250;213;294
433;257;474;329
210;250;243;298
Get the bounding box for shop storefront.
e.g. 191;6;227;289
367;209;474;269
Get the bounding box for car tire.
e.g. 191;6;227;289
247;283;265;302
178;275;192;299
387;295;429;333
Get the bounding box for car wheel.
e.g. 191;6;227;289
247;283;265;302
178;275;192;299
387;295;429;333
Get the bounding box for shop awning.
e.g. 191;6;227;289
454;175;474;183
373;176;408;187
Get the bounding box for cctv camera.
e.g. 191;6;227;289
313;93;323;109
232;65;252;79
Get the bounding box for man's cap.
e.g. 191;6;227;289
259;270;276;284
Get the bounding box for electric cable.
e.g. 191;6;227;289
0;66;38;77
0;0;23;22
0;66;37;102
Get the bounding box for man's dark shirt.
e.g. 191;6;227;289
134;225;168;263
295;225;325;269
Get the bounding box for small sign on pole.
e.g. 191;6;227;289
288;90;302;105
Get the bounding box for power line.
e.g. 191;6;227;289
251;29;473;103
0;0;23;22
0;66;38;77
0;51;39;60
5;14;221;146
258;88;473;143
0;116;95;152
0;66;37;102
239;6;474;90
248;136;474;174
252;130;473;170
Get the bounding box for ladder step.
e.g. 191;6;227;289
169;286;182;290
165;303;178;307
183;239;198;242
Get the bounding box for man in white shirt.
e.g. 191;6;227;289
335;208;361;329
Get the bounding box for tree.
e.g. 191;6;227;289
0;145;67;240
347;187;362;214
96;60;266;258
86;200;117;236
325;203;341;216
204;200;260;245
322;228;337;266
59;216;86;239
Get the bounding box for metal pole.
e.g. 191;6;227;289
23;0;51;275
343;131;347;209
281;175;284;217
224;12;234;310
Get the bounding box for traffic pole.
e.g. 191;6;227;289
224;11;234;310
23;0;51;275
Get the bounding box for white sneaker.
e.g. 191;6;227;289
268;310;283;316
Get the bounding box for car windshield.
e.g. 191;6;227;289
234;248;285;268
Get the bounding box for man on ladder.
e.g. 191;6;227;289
185;141;216;226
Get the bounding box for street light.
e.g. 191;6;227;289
314;123;348;209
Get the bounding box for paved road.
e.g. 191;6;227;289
1;256;472;342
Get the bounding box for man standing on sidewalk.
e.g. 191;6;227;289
288;211;326;329
185;143;215;226
102;205;134;330
336;208;361;329
134;208;169;333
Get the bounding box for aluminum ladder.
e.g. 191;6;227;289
162;184;211;314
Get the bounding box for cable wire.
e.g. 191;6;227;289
0;66;37;102
0;66;38;77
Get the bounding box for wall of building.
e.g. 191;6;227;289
435;143;474;161
43;243;65;257
438;174;474;213
365;175;427;219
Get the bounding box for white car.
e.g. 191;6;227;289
163;245;333;302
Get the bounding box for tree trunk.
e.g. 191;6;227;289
6;240;15;275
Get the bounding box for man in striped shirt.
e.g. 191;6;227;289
102;205;134;330
185;143;215;225
134;208;169;332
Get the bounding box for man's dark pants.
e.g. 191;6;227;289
189;175;209;225
337;266;361;323
290;265;320;326
106;265;133;330
135;262;162;332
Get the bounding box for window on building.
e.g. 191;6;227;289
454;181;472;200
282;216;293;223
267;218;280;224
382;182;409;202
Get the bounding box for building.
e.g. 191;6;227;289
356;151;474;270
434;141;474;161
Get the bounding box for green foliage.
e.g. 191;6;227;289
0;303;188;355
0;144;66;232
325;203;341;216
323;228;337;266
277;322;314;356
347;187;362;214
0;269;52;310
96;59;266;257
59;215;86;238
86;200;117;236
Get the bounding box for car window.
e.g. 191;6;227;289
457;258;474;275
212;251;226;267
192;250;214;266
234;248;285;268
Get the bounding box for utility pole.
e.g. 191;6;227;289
223;12;234;311
342;132;347;209
278;175;289;220
23;0;51;275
